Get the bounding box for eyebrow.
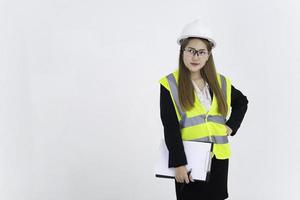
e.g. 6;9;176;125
186;47;207;51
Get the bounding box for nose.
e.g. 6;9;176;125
191;53;200;60
192;52;201;58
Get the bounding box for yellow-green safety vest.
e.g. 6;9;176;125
159;69;232;159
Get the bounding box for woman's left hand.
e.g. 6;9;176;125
225;125;233;136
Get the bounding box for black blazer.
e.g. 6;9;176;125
159;83;249;168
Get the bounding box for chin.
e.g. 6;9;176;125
188;66;203;72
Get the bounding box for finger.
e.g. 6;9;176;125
189;175;194;182
179;177;184;183
180;177;184;183
184;175;189;184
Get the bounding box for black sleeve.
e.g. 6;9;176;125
160;84;187;168
225;85;249;136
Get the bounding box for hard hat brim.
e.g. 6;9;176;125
177;36;216;48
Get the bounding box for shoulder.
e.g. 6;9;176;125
216;72;232;86
217;72;230;80
158;69;178;90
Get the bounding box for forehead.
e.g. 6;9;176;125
186;39;207;50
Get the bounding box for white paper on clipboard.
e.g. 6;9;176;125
154;138;212;181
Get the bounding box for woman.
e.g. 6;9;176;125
159;20;249;200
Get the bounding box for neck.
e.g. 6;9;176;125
190;71;203;81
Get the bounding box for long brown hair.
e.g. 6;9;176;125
178;37;228;117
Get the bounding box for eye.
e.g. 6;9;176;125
187;49;195;53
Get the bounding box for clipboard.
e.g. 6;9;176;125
154;138;213;182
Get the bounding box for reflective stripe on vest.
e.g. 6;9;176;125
192;135;229;144
166;73;229;144
221;74;227;102
180;114;226;128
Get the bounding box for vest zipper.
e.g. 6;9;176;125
204;111;212;143
197;90;213;143
205;110;214;159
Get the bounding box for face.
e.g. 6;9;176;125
182;39;210;73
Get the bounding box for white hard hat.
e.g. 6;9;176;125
177;19;216;48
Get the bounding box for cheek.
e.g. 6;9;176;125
183;55;190;65
204;58;209;64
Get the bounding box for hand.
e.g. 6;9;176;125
175;166;194;184
225;125;233;136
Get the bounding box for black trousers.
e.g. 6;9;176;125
175;156;229;200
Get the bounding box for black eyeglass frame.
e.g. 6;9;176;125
181;47;211;57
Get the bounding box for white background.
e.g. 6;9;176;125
1;0;300;199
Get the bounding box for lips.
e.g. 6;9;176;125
191;63;200;66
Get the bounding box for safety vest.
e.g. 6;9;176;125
159;69;232;159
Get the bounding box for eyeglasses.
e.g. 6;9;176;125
182;47;209;57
